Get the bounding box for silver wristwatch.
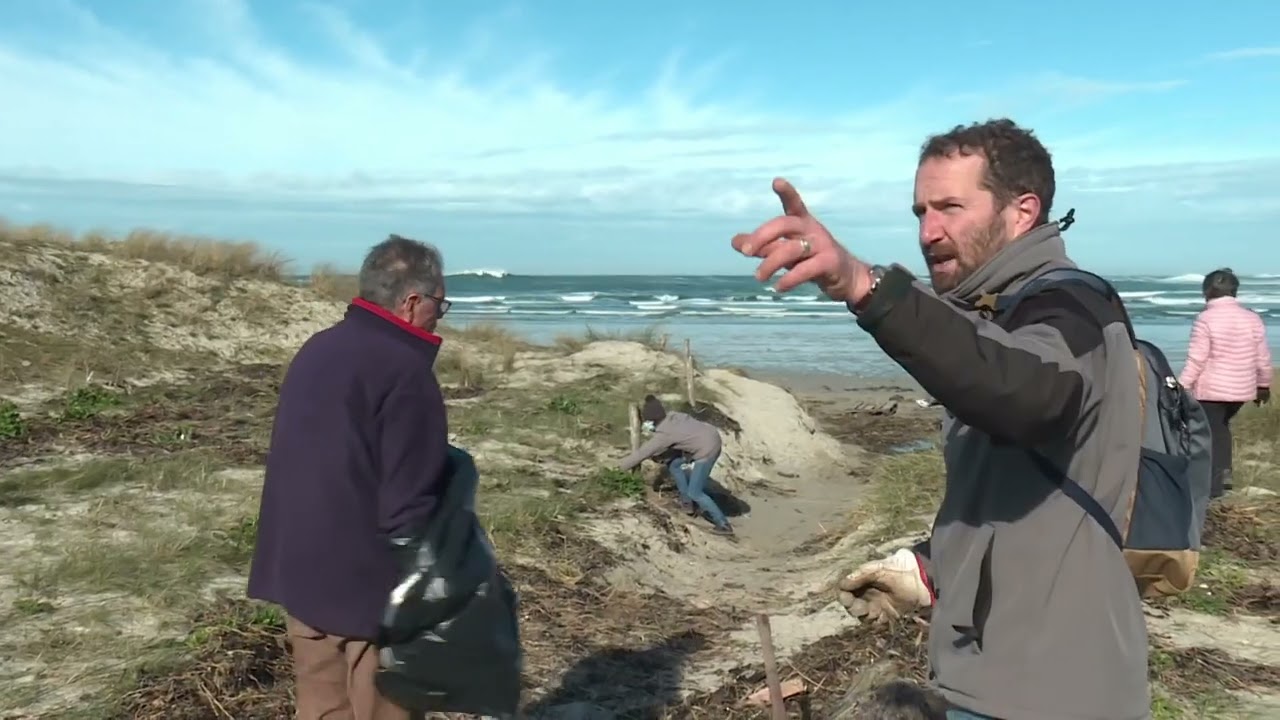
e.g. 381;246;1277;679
851;264;888;314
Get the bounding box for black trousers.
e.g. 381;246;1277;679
1200;400;1244;497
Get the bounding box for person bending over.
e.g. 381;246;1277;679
617;395;734;537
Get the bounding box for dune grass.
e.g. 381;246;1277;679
551;324;672;353
1233;393;1280;494
0;218;290;281
849;450;945;547
307;262;358;301
0;219;678;375
448;362;689;561
852;382;1280;544
0;449;262;717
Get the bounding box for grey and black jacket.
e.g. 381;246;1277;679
856;224;1149;720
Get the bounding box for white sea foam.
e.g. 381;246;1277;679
1158;273;1204;283
437;274;1280;335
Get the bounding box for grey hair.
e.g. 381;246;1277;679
357;234;444;309
846;680;948;720
1202;267;1239;300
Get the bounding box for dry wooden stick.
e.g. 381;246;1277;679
684;338;696;407
628;402;642;451
756;613;787;720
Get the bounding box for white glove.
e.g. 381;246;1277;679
836;548;932;623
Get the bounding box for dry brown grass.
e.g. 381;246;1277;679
552;324;671;353
110;598;292;720
848;449;945;547
1234;389;1280;495
430;324;523;391
0;323;181;394
448;322;530;372
307;262;358;302
0;218;289;280
0;229;349;391
0;449;262;718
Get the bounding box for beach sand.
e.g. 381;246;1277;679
754;368;942;454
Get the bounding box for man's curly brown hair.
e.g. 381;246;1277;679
919;118;1056;226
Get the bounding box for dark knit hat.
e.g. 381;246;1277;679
641;394;666;424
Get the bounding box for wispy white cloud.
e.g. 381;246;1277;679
0;0;1268;227
1034;73;1187;104
1206;46;1280;61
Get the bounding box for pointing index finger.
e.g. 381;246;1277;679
773;177;809;217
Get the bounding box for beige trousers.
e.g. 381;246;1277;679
286;615;420;720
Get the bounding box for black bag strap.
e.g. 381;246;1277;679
1026;451;1125;548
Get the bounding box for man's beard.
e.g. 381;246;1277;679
926;216;1008;293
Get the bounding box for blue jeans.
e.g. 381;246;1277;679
667;452;729;529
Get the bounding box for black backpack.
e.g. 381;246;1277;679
974;268;1214;598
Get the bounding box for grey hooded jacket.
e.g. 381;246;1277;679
618;411;722;470
855;224;1149;720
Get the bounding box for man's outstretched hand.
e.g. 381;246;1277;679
731;178;875;306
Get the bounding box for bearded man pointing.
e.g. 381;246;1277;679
732;119;1149;720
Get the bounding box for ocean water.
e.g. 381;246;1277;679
442;269;1280;377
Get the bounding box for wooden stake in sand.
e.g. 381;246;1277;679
684;338;696;407
628;402;642;452
755;613;787;720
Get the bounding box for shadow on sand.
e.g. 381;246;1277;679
651;473;752;518
523;632;707;719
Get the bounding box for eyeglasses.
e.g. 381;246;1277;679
428;294;452;318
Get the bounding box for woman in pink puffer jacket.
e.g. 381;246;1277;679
1179;268;1273;497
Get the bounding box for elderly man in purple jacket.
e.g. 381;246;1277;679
248;234;450;720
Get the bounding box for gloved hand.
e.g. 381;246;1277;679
836;548;932;623
1257;387;1271;406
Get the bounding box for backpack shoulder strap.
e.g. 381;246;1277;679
976;268;1138;345
984;267;1141;549
1026;451;1125;548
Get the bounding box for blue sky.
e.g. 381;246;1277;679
1;0;1278;276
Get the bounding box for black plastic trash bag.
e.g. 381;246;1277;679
375;445;523;717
